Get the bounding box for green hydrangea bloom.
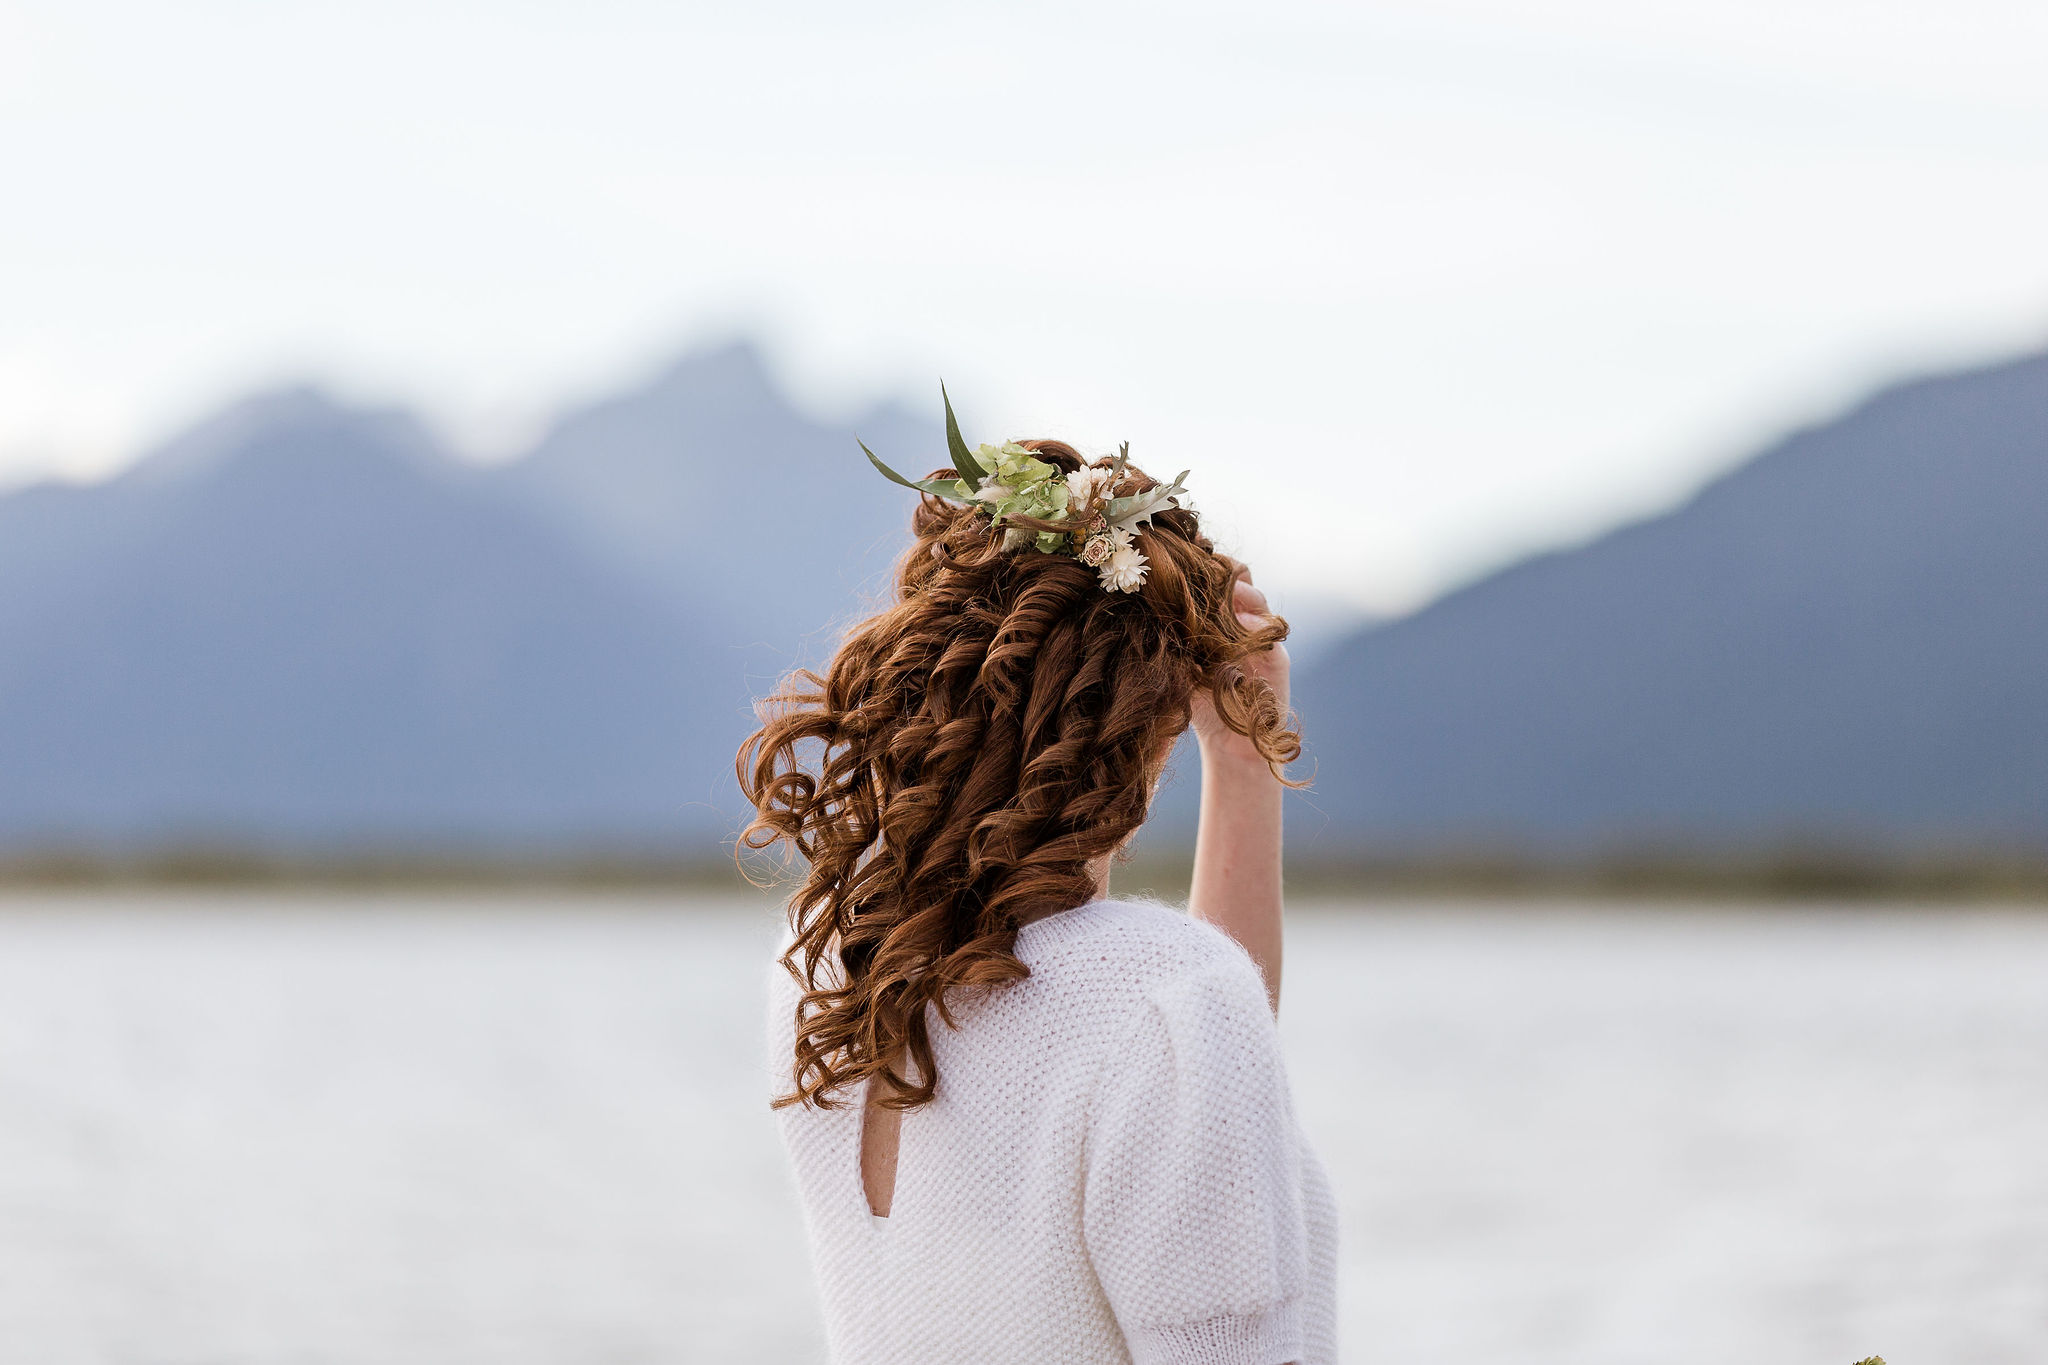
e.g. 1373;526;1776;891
984;442;1054;486
975;442;1069;533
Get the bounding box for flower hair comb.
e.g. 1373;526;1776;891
860;385;1190;593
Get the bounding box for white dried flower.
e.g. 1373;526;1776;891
1099;543;1149;593
1065;464;1115;512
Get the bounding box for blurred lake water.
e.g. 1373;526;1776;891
0;892;2042;1364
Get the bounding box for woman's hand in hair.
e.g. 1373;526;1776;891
1189;566;1290;768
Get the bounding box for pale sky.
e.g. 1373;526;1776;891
5;0;2048;613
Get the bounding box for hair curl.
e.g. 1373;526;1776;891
738;442;1301;1111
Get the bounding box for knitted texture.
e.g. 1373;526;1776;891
767;898;1339;1364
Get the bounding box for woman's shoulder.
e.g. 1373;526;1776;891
1013;897;1266;1006
764;896;1266;1021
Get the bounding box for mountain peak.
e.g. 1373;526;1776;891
643;341;784;414
127;385;447;487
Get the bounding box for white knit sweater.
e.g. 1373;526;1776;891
767;897;1339;1364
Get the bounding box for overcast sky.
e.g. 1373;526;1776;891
5;0;2048;612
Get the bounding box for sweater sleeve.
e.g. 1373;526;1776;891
1082;952;1311;1365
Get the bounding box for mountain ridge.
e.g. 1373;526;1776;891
3;340;2043;859
1287;349;2048;855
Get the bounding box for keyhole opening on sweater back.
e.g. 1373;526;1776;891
860;1083;903;1218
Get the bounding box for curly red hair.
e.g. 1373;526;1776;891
738;442;1300;1111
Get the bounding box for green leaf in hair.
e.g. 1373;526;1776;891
861;440;977;503
941;382;989;483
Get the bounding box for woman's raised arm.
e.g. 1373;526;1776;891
1187;568;1290;1012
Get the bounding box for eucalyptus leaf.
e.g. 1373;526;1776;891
862;440;926;492
863;440;975;503
941;382;988;481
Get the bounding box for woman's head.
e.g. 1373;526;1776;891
738;440;1300;1110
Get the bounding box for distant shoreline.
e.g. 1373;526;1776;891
4;847;2047;903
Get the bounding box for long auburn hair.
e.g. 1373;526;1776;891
738;441;1301;1111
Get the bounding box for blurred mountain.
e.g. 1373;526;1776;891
497;343;925;660
1288;350;2048;858
4;340;2045;863
0;348;933;854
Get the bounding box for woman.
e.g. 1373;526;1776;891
739;404;1338;1364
